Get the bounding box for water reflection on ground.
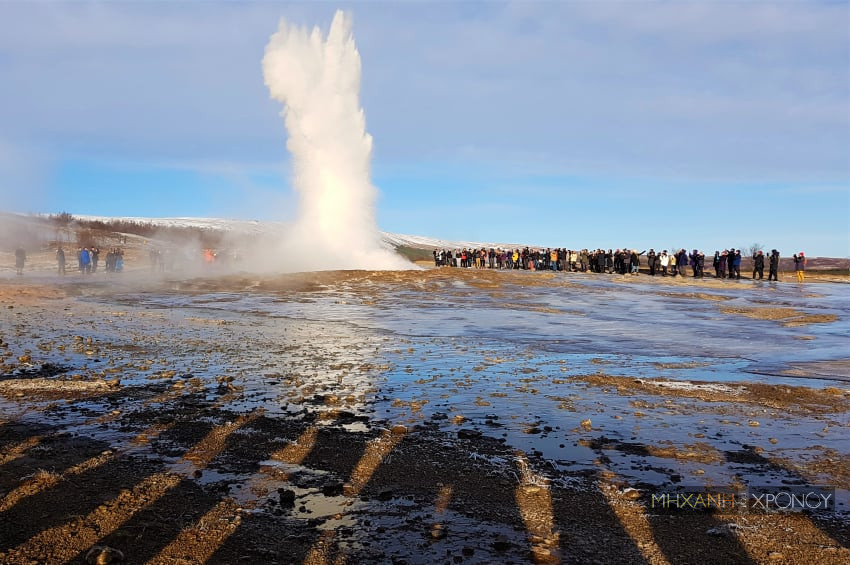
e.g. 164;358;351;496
3;269;849;520
88;270;849;505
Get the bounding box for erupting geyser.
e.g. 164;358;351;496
263;10;412;271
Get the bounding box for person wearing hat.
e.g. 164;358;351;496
793;252;807;282
768;249;780;281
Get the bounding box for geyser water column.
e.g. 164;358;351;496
263;10;412;271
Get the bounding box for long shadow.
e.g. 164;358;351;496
208;421;644;563
721;444;849;548
585;436;759;564
71;475;224;565
207;419;383;564
90;413;307;564
0;428;109;493
0;405;217;551
0;451;160;550
0;420;54;465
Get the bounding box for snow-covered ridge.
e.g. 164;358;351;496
65;215;522;251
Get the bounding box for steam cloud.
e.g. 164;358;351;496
262;10;412;271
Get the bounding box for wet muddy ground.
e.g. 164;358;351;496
1;268;848;564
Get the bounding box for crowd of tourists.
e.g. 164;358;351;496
8;243;809;283
434;247;809;281
53;247;125;275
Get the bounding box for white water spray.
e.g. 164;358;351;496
263;10;412;271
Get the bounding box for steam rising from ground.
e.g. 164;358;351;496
262;10;412;271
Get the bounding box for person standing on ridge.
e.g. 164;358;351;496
14;246;26;275
57;247;66;275
80;247;92;274
793;252;807;282
727;249;741;279
768;249;780;281
752;250;765;280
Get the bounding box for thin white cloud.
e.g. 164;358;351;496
0;1;846;190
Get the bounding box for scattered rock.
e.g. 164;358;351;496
429;523;447;540
85;546;124;564
457;429;482;440
322;482;344;496
622;488;641;500
580;419;592;431
767;551;784;561
278;489;296;507
706;523;740;538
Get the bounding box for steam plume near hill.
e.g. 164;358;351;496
262;10;412;271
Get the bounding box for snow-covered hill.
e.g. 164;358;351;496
69;214;523;251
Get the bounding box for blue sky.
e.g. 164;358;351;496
1;1;848;256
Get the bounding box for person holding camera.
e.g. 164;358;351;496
752;250;765;279
768;249;780;281
793;252;807;283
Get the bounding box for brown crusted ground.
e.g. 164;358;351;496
719;305;839;327
574;373;850;415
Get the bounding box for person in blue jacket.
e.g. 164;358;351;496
731;249;742;279
80;247;92;274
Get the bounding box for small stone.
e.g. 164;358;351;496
279;489;296;507
767;551;784;561
322;482;344;497
622;488;641;500
429;524;447;540
457;429;482;440
390;425;407;435
580;419;592;431
85;546;124;564
748;420;760;427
